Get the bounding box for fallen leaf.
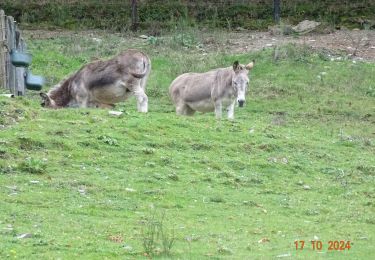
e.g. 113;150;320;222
258;237;270;243
108;235;123;243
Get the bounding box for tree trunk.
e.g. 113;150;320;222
273;0;281;24
131;0;138;31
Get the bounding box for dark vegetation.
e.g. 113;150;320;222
2;0;375;32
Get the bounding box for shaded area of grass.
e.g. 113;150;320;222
0;31;374;258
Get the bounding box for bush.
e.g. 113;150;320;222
2;0;374;31
17;157;47;174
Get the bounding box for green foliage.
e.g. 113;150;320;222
97;135;119;146
2;0;375;31
141;209;175;256
17;157;47;174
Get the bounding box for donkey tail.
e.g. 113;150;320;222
130;56;150;79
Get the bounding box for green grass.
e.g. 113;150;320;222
0;30;374;259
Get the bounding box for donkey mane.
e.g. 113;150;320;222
48;74;76;107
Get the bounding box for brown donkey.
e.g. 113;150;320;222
40;49;151;112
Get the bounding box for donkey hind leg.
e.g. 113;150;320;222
227;100;236;120
134;88;148;113
176;103;195;116
139;66;150;90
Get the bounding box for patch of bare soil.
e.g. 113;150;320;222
207;30;375;61
23;29;375;61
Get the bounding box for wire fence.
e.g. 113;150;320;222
0;9;26;96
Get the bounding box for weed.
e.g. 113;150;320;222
17;157;47;174
141;209;175;256
97;135;119;146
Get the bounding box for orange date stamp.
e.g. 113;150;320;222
294;240;351;251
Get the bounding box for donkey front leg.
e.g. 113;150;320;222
75;93;89;108
227;100;236;120
214;100;223;119
134;88;148;113
73;83;89;108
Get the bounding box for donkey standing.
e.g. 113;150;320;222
169;61;254;119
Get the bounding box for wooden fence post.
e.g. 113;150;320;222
0;10;6;90
7;16;17;95
273;0;281;24
16;36;26;96
0;10;27;96
131;0;139;31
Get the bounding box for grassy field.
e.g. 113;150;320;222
0;30;374;259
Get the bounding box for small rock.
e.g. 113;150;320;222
217;245;233;255
123;244;133;251
139;35;148;39
30;180;40;184
235;26;246;31
78;187;86;195
293;20;321;33
92;37;102;43
17;233;32;239
269;157;278;163
276;253;291;258
3;224;13;231
303;185;311;190
125;188;136;193
108;110;123;116
281;157;288;164
0;94;14;98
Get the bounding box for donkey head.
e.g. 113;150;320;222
232;60;254;107
40;93;58;108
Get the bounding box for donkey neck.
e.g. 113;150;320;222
48;77;74;107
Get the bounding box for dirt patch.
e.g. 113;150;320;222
23;29;375;61
205;30;375;61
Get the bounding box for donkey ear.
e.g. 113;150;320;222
246;61;254;70
233;61;240;71
40;92;49;100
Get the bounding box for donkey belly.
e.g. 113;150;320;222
186;99;215;112
91;83;129;104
